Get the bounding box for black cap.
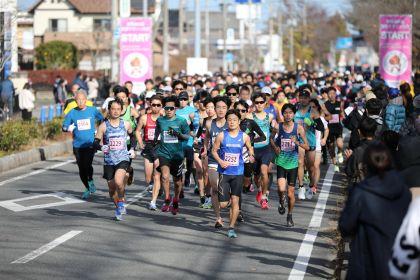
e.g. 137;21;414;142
178;91;189;100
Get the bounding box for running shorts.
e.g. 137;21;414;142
141;143;158;163
103;161;130;181
218;174;243;202
244;162;254;178
254;145;274;175
276;166;298;187
157;156;184;178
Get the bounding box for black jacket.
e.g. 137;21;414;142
339;170;411;280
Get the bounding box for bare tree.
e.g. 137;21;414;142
79;28;111;71
0;3;17;74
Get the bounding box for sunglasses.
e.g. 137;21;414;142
174;87;184;91
164;106;175;111
179;98;188;101
254;100;265;105
227;92;237;96
239;109;247;113
151;103;162;107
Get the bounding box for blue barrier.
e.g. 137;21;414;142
48;105;54;121
40;106;47;124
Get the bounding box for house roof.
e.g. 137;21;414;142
28;0;155;14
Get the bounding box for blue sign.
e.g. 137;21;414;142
235;0;261;3
336;37;353;50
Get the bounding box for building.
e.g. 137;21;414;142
28;0;154;71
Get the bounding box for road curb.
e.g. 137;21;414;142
0;139;73;174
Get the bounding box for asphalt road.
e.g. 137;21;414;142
0;153;346;280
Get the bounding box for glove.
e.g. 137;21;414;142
128;149;136;159
304;117;313;126
101;145;110;154
68;124;76;133
168;127;180;138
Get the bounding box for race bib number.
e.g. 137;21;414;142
147;128;155;140
163;131;178;143
224;153;240;166
77;119;91;131
281;138;295;152
330;114;340;124
109;137;125;150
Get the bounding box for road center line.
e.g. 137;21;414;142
126;189;150;206
288;164;335;280
11;230;83;264
0;159;75;187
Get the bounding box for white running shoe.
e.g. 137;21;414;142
298;186;306;200
337;153;344;164
306;188;313;200
149;201;157;211
334;165;340;172
121;203;127;215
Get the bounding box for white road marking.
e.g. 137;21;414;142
0;192;85;212
11;230;83;264
288;164;335;280
0;159;75;187
126;188;149;206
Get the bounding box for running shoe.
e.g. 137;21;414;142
81;189;90;200
127;166;134;185
286;213;294;227
306;188;314;200
227;229;238;238
194;185;199;195
149;201;157;211
121;203;127;215
278;193;286;215
260;198;269;210
203;197;213;209
199;196;206;208
88;180;96;194
256;191;262;204
237;212;244;223
334;165;340;172
171;200;179;215
161;199;171;212
298;186;306;200
337;153;344;164
115;201;124;221
146;184;153;193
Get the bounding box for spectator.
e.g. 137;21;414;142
72;72;88;91
53;75;62;103
0;75;15;118
18;82;35;121
87;76;99;102
400;82;414;117
339;141;411;280
56;79;67;105
385;87;406;132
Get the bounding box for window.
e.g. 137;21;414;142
49;19;67;32
93;19;111;31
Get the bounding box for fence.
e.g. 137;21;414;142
39;104;63;124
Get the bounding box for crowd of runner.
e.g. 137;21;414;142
61;69;420;277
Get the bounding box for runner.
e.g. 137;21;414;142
234;100;266;221
262;86;281;122
225;84;239;109
115;85;139;185
271;103;309;227
294;88;317;200
324;86;344;171
93;99;133;221
204;96;229;228
154;95;190;215
136;95;162;210
252;92;276;209
212;109;254;238
62;89;103;199
176;91;196;196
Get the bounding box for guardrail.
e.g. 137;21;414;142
39;104;63;124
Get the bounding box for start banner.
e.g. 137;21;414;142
379;15;412;87
119;17;153;90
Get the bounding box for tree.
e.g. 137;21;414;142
35;41;78;69
347;0;419;68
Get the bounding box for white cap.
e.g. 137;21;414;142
145;91;155;99
163;85;172;92
261;86;272;95
356;74;364;82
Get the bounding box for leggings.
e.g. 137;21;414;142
73;147;95;190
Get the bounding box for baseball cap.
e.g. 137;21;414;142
178;91;189;100
145;91;155;99
365;91;376;101
388;87;400;99
298;88;311;97
261;86;272;95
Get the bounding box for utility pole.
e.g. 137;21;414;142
194;0;201;57
111;0;118;82
178;0;184;50
222;0;227;71
163;0;169;73
205;0;210;58
143;0;148;17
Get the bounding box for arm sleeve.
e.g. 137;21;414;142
252;120;267;143
313;118;325;132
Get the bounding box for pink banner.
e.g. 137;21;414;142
119;17;153;86
379;15;412;87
